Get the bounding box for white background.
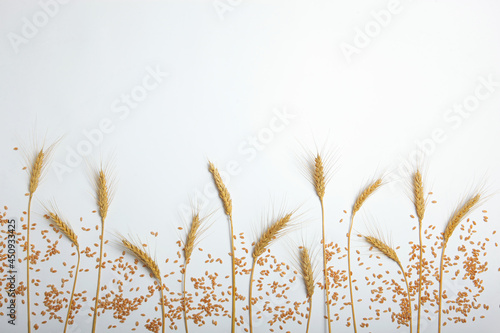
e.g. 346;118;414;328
1;0;500;332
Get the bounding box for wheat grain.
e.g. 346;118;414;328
184;214;201;263
413;170;426;223
96;169;110;221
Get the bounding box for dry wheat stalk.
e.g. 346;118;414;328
120;236;165;333
92;165;114;333
26;141;57;333
183;212;207;333
309;152;333;333
208;161;236;333
412;169;426;333
249;211;296;333
438;192;482;333
46;210;80;333
364;234;413;333
348;178;383;333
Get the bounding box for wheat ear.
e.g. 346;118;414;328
92;166;113;333
347;178;383;333
183;213;204;333
208;161;236;333
249;212;295;333
121;237;165;333
438;193;481;333
300;247;315;333
26;142;56;333
412;170;426;333
364;235;412;333
46;211;80;333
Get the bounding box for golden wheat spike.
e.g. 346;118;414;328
364;235;400;264
253;212;294;259
184;214;201;263
313;154;326;200
444;193;481;244
121;237;161;282
46;212;78;247
208;162;232;217
96;169;110;221
29;149;44;194
413;170;425;223
300;247;315;299
352;178;383;216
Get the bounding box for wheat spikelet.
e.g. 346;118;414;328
352;178;383;216
413;170;425;222
443;193;481;244
300;247;315;298
121;237;161;281
96;169;110;221
184;213;201;263
46;212;78;247
253;212;294;259
364;235;400;265
313;154;326;200
208;162;232;217
29;149;44;194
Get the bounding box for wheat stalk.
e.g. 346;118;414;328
364;234;413;333
183;212;206;333
412;169;426;333
120;236;165;333
249;211;296;333
46;210;80;333
26;141;57;333
348;178;383;333
438;192;482;333
308;153;334;333
208;161;236;333
92;165;114;333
